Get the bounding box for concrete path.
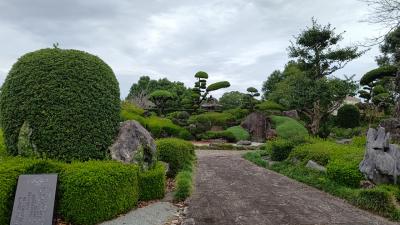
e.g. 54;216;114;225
186;150;398;225
99;202;178;225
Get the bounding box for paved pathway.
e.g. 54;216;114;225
186;150;397;225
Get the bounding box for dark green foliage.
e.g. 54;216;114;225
0;48;120;161
326;160;363;187
194;71;209;79
149;90;173;116
336;104;360;128
167;111;190;127
223;108;249;123
360;66;397;85
270;116;308;139
199;130;236;142
219;91;247;110
58;161;139;225
138;163;166;201
270;139;295;161
156;138;195;177
206;81;231;92
330;127;362;138
226;126;250;141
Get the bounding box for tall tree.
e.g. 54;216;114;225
219;91;247;110
149;90;173;116
271;19;362;135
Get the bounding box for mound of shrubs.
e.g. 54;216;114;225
199;130;236;142
336;104;360;128
0;48;121;161
188;112;235;135
156;138;195;177
121;102;192;140
271;116;308;139
226;126;250;141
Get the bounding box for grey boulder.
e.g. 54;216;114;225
359;127;400;184
306;160;327;172
109;120;157;168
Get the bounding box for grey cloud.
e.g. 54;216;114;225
0;0;385;98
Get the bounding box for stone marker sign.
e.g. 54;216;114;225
10;174;58;225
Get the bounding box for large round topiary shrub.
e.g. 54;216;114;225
0;48;120;161
336;104;360;128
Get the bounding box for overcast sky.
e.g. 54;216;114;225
0;0;387;98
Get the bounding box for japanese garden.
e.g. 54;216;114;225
2;1;400;225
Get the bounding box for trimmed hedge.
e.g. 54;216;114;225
0;48;120;161
226;126;250;141
138;163;166;201
357;188;397;217
326;160;363;187
270;139;295;161
58;161;139;225
174;170;193;201
271;116;308;139
199;130;236;142
0;156;168;225
156;138;195;177
188;112;235;135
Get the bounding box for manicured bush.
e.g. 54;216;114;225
199;130;236;142
326;160;364;187
174;170;193;201
270;139;295;161
0;131;7;158
336;104;360;128
138;163;166;201
156;138;195;177
256;100;286;111
145;116;191;140
270;116;308;139
0;48;120;161
223;108;249;122
226;126;250;141
167;111;190;127
58;161;139;225
188;112;235;135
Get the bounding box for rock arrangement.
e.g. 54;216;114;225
109;120;157;168
241;112;272;142
282;110;299;120
380;118;400;143
359;127;400;184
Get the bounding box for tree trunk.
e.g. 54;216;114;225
308;101;322;136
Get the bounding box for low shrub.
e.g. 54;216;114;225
270;116;308;139
326;160;364;188
156;138;195;177
357;188;397;217
167;111;190;127
270;139;295;161
336;104;360;128
289;140;364;166
226;126;250;141
330;127;362;139
188;112;235;135
352;136;367;148
174;170;193;201
223;108;249;122
199;130;236;142
58;161;139;225
145;116;192;140
138;162;166;201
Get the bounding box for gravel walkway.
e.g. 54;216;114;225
186;150;398;225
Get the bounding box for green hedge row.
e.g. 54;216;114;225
199;130;236;142
0;158;166;225
156;138;195;177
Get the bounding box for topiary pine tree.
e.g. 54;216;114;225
0;48;120;161
243;87;260;111
149;90;173;116
192;71;230;112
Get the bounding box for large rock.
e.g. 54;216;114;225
380;118;400;143
282;110;299;119
306;160;327;172
359;127;400;184
241;112;271;142
109;120;157;168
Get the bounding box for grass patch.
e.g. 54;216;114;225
226;126;250;141
271;116;308;139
